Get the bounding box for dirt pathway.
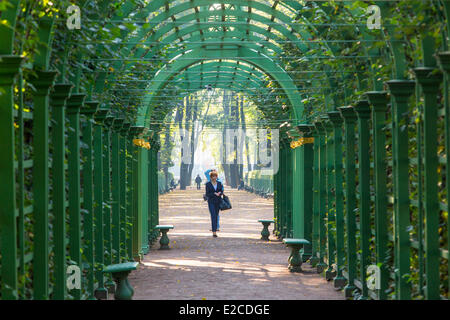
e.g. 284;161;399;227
129;187;343;300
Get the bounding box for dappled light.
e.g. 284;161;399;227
0;0;448;304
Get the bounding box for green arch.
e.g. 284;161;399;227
137;46;303;127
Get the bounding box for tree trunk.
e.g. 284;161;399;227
229;93;239;188
177;99;188;190
222;91;231;185
187;96;198;185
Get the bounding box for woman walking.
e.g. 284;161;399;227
205;170;223;237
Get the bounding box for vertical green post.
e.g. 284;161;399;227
339;106;358;298
103;114;114;271
415;80;425;298
30;70;58;300
103;114;116;293
17;68;25;295
66;93;86;300
328;111;346;289
313;120;328;274
50;84;73;300
287;143;293;238
413;67;442;300
366;91;390;300
291;130;301;241
93;108;109;300
147;138;155;245
295;125;314;262
323;117;336;281
437;52;450;299
112;117;125;264
0;56;23;300
153;141;161;241
386;80;415;300
354;100;372;299
285;137;291;239
274;157;280;237
278;141;285;239
310;127;320;267
137;134;150;256
120;122;131;260
130;126;146;261
80;101;99;300
127;131;135;260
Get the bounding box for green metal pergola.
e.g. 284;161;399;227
0;0;449;301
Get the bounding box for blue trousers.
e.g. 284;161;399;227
208;201;220;232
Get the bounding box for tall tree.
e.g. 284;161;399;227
221;91;231;185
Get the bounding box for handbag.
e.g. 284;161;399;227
219;194;232;211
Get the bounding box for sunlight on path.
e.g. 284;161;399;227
129;187;343;300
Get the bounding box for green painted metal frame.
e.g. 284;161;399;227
1;0;449;302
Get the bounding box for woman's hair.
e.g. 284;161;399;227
209;170;218;178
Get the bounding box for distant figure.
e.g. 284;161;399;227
195;174;202;190
238;178;244;190
170;178;176;190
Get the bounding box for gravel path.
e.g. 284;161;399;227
129;187;343;300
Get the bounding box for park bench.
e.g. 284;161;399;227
282;238;310;273
155;225;174;250
102;261;139;300
257;219;273;241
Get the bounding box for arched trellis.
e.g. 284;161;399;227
1;0;449;302
90;0;336;121
136;46;304;127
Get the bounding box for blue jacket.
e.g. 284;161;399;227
204;170;212;182
205;181;224;205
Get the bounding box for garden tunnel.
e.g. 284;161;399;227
0;0;449;301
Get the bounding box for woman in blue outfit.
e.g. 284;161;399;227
205;170;224;238
205;169;221;230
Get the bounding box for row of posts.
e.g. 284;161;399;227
273;54;450;300
0;55;160;300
